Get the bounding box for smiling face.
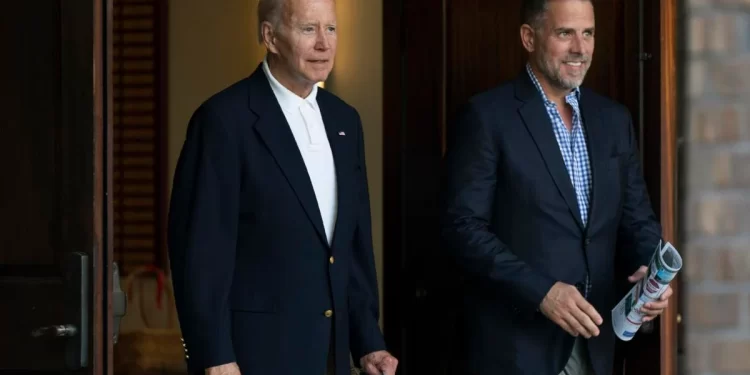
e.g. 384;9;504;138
521;0;595;94
263;0;337;96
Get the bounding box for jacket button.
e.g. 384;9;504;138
329;256;335;264
585;238;591;245
324;309;333;318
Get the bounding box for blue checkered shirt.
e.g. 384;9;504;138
526;64;593;297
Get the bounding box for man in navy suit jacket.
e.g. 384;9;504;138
167;0;397;374
440;1;673;374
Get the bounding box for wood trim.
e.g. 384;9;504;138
157;0;169;271
105;0;115;374
659;0;678;374
93;0;113;374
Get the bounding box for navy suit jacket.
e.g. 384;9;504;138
440;72;663;375
168;64;385;375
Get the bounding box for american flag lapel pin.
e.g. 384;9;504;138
338;131;345;136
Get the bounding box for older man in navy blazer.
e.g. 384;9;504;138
440;0;673;374
167;0;397;374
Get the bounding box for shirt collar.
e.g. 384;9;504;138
262;57;318;109
525;63;581;105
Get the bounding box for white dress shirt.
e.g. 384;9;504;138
262;58;338;245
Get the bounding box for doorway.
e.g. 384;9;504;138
0;0;111;374
382;0;679;374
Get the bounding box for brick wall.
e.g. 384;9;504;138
683;0;750;374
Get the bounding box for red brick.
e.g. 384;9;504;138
713;340;750;372
731;151;750;187
689;16;706;53
689;105;742;143
714;150;733;187
683;244;712;282
690;196;742;236
707;14;737;53
715;244;750;281
688;60;706;98
687;293;740;329
711;58;750;96
685;335;712;373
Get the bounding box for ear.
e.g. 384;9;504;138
262;21;280;54
520;24;535;53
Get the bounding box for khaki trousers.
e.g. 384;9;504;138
558;337;595;375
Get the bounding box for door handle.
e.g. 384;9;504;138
31;324;78;338
30;252;90;370
112;262;127;344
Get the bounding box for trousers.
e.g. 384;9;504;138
558;337;595;375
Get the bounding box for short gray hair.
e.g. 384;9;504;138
257;0;285;44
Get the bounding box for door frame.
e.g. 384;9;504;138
659;0;679;373
99;0;114;374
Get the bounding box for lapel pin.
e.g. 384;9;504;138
338;131;345;136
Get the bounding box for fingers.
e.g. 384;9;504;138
364;362;380;375
377;356;398;375
569;307;600;338
628;266;648;282
564;312;589;338
575;296;603;326
661;286;674;300
556;317;578;337
641;299;668;316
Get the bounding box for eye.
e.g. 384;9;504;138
302;26;315;33
558;31;570;37
584;31;594;37
327;26;336;33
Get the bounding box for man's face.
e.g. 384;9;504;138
272;0;337;87
532;0;595;90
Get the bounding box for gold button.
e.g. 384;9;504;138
324;309;333;318
329;256;335;264
185;355;190;359
180;337;184;342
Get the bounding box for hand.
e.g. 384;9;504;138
539;282;603;338
205;362;240;375
628;266;673;322
360;350;398;375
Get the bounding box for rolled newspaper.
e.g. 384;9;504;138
611;240;683;341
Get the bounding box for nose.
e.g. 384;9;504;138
570;34;583;54
315;29;331;51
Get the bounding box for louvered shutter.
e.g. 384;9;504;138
112;0;167;275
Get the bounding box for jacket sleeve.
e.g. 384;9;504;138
348;112;387;361
616;109;663;274
167;103;240;372
440;102;557;314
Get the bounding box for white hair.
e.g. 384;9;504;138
257;0;285;44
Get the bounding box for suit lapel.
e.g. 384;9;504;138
515;74;585;230
246;66;329;246
317;92;353;251
580;92;607;234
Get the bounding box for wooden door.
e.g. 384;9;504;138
383;0;678;374
0;0;111;373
